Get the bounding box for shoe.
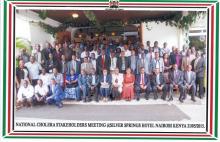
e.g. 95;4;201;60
199;95;204;99
154;95;158;100
57;103;63;108
161;96;165;101
145;97;149;100
179;98;183;103
136;98;140;101
191;98;196;102
168;97;173;101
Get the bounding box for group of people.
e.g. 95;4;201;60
16;38;206;109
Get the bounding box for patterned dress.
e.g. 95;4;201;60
64;74;79;99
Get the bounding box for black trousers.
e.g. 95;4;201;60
196;76;204;98
31;79;38;86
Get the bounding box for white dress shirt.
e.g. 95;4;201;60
17;85;34;101
112;73;123;93
110;57;117;71
39;73;51;86
25;61;42;80
125;50;131;57
34;84;49;96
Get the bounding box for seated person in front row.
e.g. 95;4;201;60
121;68;135;101
169;64;184;101
111;67;123;100
33;79;49;105
64;69;80;100
78;69;89;102
16;79;34;109
100;69;112;102
152;68;168;100
135;67;151;101
46;78;64;108
181;65;196;103
87;68;100;102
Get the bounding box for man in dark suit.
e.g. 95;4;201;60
58;54;67;74
87;68;100;102
99;69;112;102
45;53;58;73
46;78;65;108
41;42;55;62
129;49;138;74
96;49;111;74
117;51;130;73
194;52;205;99
170;48;182;69
169;64;184;101
78;69;89;102
67;54;81;75
135;67;151;101
152;68;168;100
182;65;196;102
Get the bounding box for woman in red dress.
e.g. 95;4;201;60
122;68;135;101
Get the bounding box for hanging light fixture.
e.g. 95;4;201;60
72;13;79;19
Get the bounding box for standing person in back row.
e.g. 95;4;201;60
25;56;42;86
117;51;130;74
151;51;164;73
96;49;110;74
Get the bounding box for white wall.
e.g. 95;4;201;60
142;22;184;50
16;10;61;47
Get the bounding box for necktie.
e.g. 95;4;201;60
86;63;88;70
157;75;160;85
188;72;191;83
102;56;105;69
141;74;144;85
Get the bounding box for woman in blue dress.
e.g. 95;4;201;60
64;69;79;99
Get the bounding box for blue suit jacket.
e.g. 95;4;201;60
78;74;88;87
99;74;112;85
87;75;100;87
135;73;150;88
183;71;196;86
152;73;165;86
169;70;183;85
49;84;65;100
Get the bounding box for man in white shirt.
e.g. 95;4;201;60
39;68;51;87
111;68;123;100
161;42;170;55
124;44;131;57
25;56;42;86
32;44;42;64
81;50;89;59
33;79;49;105
16;80;34;109
144;41;151;51
90;47;98;59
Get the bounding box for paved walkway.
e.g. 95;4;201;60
15;95;206;122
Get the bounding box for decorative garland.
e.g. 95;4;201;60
37;11;206;36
